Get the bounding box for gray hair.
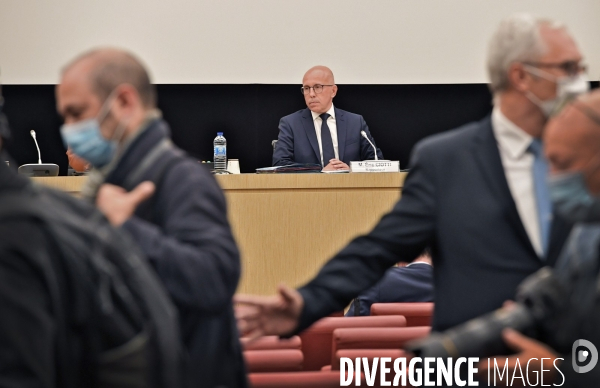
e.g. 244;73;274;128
487;14;565;95
62;48;157;108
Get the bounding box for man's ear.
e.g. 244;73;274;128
331;84;338;98
508;63;533;93
113;84;140;115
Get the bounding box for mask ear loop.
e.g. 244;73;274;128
571;100;600;127
522;64;561;116
111;114;131;148
523;64;559;83
584;152;600;178
98;86;133;164
96;87;122;125
100;86;133;146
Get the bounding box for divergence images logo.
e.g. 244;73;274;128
572;339;598;374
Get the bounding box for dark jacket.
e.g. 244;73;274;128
346;263;434;316
0;162;184;388
543;225;600;387
294;115;572;334
103;119;246;388
0;164;79;388
273;107;383;166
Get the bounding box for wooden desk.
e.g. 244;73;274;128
33;173;405;295
33;176;88;196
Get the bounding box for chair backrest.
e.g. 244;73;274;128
331;326;431;364
272;140;278;150
241;336;301;351
249;371;356;388
299;315;406;371
243;349;303;373
370;302;434;326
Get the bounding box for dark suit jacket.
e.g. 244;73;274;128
102;120;247;388
294;115;572;333
272;107;383;166
346;263;434;316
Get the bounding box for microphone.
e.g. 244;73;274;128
361;130;378;161
17;129;59;177
30;130;42;164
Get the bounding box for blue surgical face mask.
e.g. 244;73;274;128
60;91;125;168
60;118;115;168
549;171;600;223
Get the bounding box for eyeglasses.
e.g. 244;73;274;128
523;61;587;77
300;84;334;95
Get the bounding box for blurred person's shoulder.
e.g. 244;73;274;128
415;116;491;155
410;115;492;170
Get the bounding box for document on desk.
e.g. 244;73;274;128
256;163;322;173
321;169;350;173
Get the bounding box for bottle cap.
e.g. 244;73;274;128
217;132;223;136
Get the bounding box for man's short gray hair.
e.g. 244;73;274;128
487;14;565;95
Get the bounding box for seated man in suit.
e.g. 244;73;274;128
346;251;433;316
66;148;90;173
272;66;383;170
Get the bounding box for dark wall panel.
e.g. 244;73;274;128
3;85;66;173
9;83;595;174
155;84;495;172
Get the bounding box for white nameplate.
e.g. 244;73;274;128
350;160;400;173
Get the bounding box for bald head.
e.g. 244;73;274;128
303;66;335;84
545;89;600;193
301;66;337;114
62;48;156;108
576;90;600;118
546;90;600;163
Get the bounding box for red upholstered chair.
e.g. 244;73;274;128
370;303;434;326
249;371;356;388
244;349;303;373
331;326;431;361
300;315;407;371
241;336;302;351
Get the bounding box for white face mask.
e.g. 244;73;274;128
523;65;590;117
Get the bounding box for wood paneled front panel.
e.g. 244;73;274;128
33;173;406;295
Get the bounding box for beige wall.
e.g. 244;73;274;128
1;0;598;85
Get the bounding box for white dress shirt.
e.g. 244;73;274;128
491;107;544;256
311;104;339;165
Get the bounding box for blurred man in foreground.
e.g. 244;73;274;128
478;89;600;386
57;48;246;387
0;89;182;387
236;14;586;345
272;66;383;170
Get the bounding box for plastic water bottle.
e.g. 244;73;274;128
213;132;227;171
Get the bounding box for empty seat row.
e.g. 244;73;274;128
242;303;434;387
